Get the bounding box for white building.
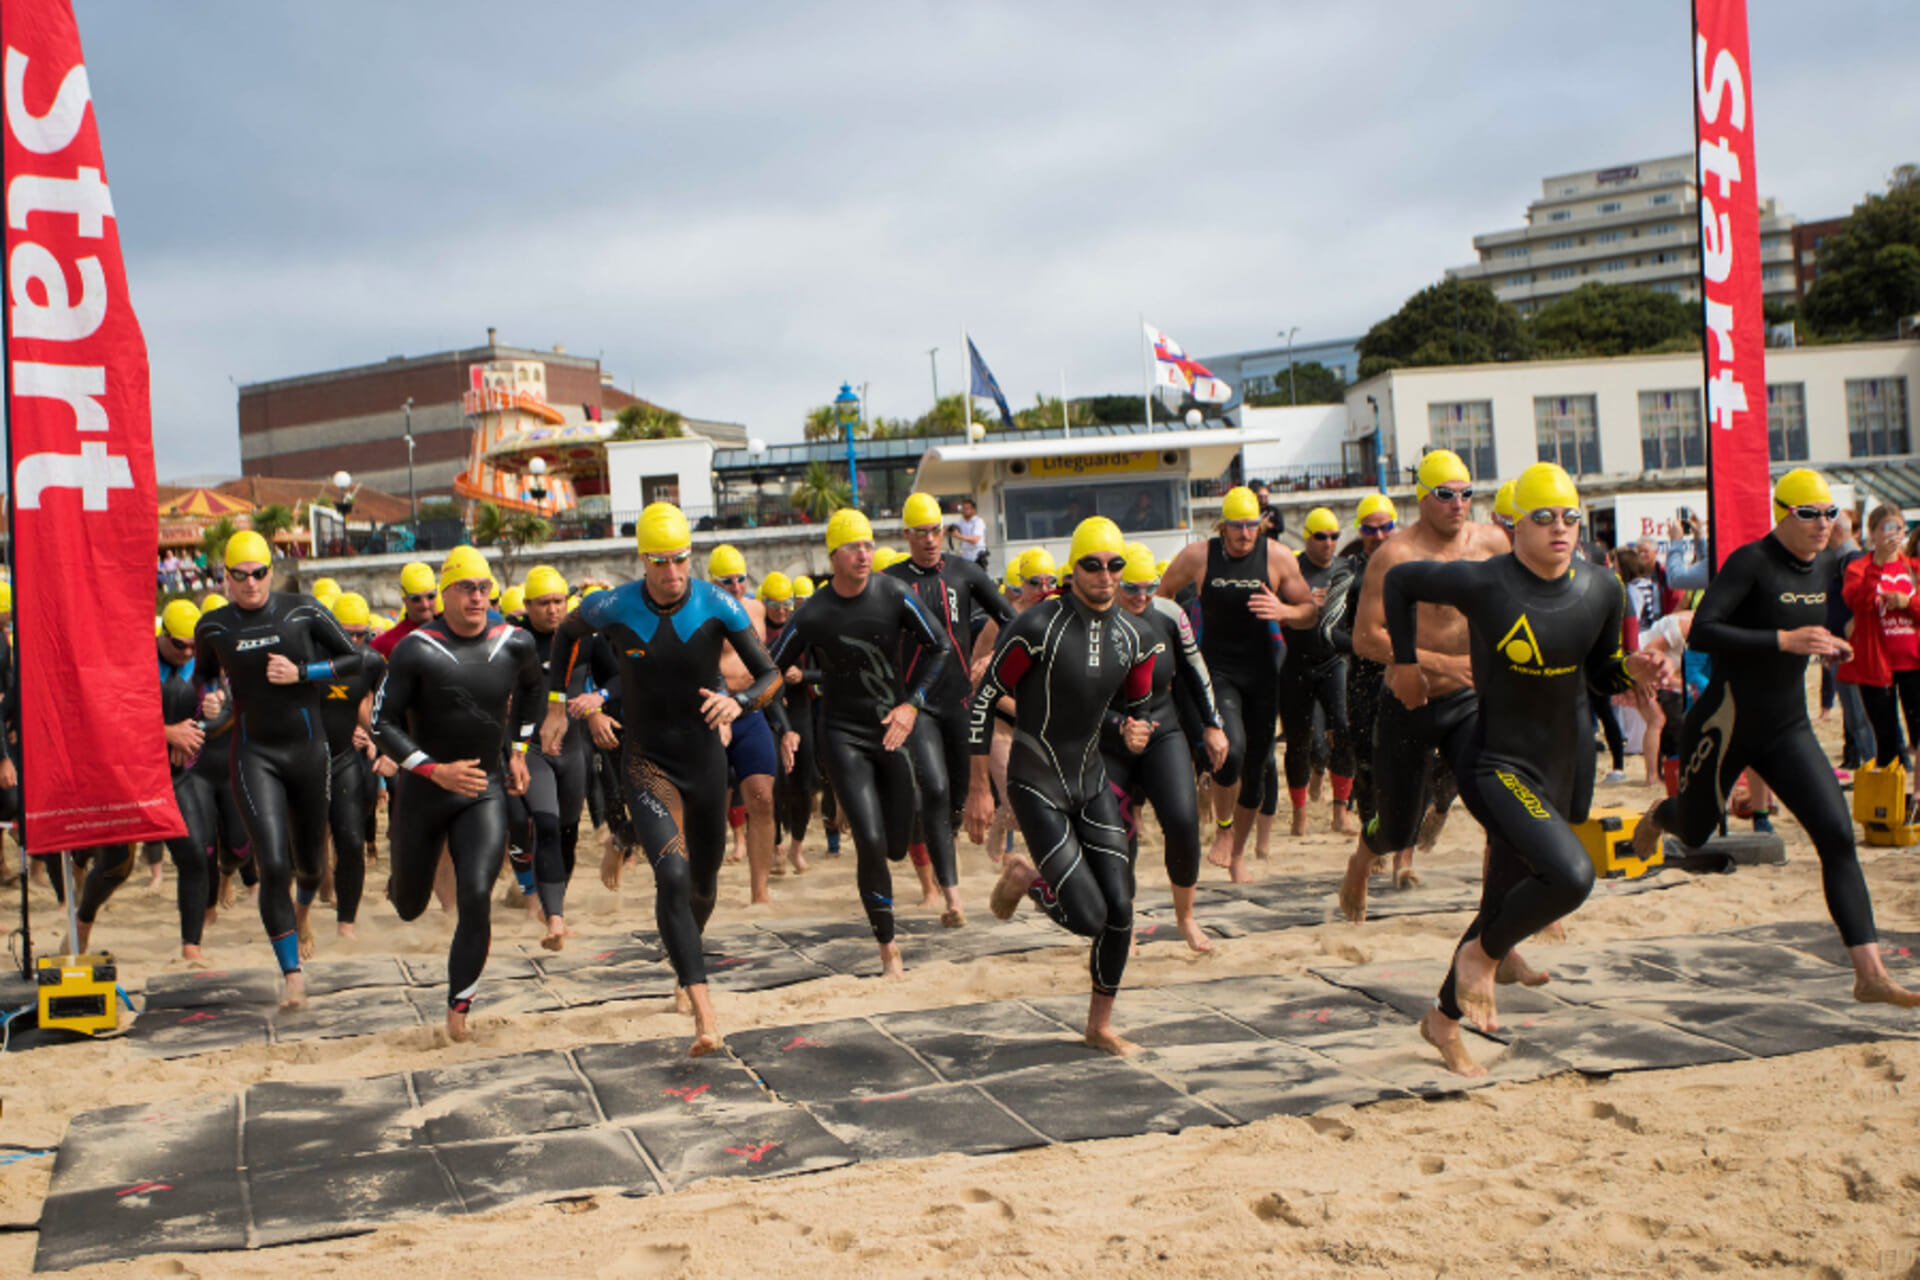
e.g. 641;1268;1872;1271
1446;154;1799;315
1343;339;1919;496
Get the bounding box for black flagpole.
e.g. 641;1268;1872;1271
0;104;31;978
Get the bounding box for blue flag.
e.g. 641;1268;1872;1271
968;337;1015;430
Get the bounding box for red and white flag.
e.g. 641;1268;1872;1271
1144;322;1232;404
3;0;183;851
1693;0;1770;566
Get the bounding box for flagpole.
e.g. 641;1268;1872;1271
1140;314;1155;433
960;320;969;435
0;189;27;976
1061;369;1070;439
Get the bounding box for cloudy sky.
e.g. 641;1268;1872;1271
62;0;1920;481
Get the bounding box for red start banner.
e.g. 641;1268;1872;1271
1693;0;1770;567
3;0;183;851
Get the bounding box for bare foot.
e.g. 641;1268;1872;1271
1419;1008;1487;1077
1332;805;1358;835
786;843;810;875
770;856;787;878
1631;802;1665;864
1290;808;1309;838
1084;1026;1143;1056
148;864;164;890
446;1006;471;1042
1451;942;1500;1031
1228;854;1255;884
1309;767;1325;803
1393;850;1421;890
990;855;1039;920
1496;951;1550;987
1416;805;1449;852
1339;850;1371;924
1177;915;1214;954
280;971;308;1012
317;871;335;906
880;942;905;980
524;891;544;923
1205;826;1234;870
204;904;219;928
940;907;967;929
541;917;568;952
337;921;357;939
601;838;627;891
181;943;205;966
1855;974;1920;1007
296;914;316;961
690;1032;722;1057
1370;855;1388;875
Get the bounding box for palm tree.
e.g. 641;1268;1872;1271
803;403;865;442
249;503;297;588
199;515;238;565
472;500;553;585
790;460;852;521
610;404;687;441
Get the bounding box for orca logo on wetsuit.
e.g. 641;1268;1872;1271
1779;592;1826;605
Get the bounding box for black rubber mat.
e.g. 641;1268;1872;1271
873;1001;1097;1081
727;1017;942;1103
409;1049;601;1144
627;1105;858;1188
438;1129;662;1211
248;1148;460;1247
812;1083;1047;1161
242;1076;423;1171
976;1058;1232;1142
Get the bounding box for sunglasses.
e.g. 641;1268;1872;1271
1525;508;1583;528
1428;485;1474;504
1224;519;1264;533
1022;576;1058;592
1310;532;1339;542
1120;581;1157;596
716;574;748;586
906;524;942;536
1358;522;1396;537
404;591;435;604
445;578;491;595
345;628;370;642
163;633;194;649
1077;556;1126;575
1791;505;1840;523
227;566;270;582
645;549;692;565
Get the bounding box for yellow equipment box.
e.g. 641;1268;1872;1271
1576;806;1661;879
1853;760;1919;847
36;952;119;1036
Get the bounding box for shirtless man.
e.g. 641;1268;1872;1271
1340;450;1508;922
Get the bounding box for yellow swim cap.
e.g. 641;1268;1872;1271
1355;493;1399;526
310;577;340;602
161;599;201;642
523;565;567;601
200;591;228;612
500;585;526;615
1304;507;1339;536
372;615;394;635
400;562;436;596
1018;547;1058;581
1068;517;1126;566
826;508;874;553
0;580;12;612
636;502;692;556
1513;462;1580;514
434;591;445;614
224;530;271;569
902;492;944;529
760;571;793;602
330;593;371;628
1221;486;1261;522
709;545;747;580
1773;468;1833;521
566;594;581;613
583;584;607;596
1493;480;1519;522
792;575;815;598
488;578;501;603
440;545;491;590
1121;544;1159;585
1415;449;1471;497
1155;557;1170;577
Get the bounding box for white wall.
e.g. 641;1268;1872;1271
606;437;716;513
1237;404;1349;476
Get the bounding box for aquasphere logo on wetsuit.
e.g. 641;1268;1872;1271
1495;614;1577;678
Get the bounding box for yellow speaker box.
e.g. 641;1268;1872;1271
36;953;119;1036
1853;760;1919;847
1576;806;1661;879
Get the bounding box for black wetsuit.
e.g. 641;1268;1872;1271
1384;553;1637;1020
971;592;1155;994
1193;536;1282;814
193;593;362;974
887;553;1015;884
316;642;385;927
766;615;818;847
374;618;542;1012
1281;549;1354;805
1100;597;1223;889
1651;533;1876;947
160;641;219;945
522;623;603;919
1321;547;1381;824
555;579;780;988
767;572;948;945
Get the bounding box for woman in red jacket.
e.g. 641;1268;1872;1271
1840;504;1920;789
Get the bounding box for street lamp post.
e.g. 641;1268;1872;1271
331;470;354;558
835;381;861;505
526;456;548;505
927;348;940;406
402;397;418;523
1279;326;1300;405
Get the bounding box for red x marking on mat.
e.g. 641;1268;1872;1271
724;1143;778;1162
117;1182;172;1196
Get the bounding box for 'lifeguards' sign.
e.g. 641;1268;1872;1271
1030;452;1161;479
3;0;183;851
1693;0;1770;567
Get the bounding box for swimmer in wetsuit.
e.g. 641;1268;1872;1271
1319;494;1398;850
193;531;364;1008
375;546;541;1042
1636;469;1920;1012
1157;486;1319;883
157;600;221;960
972;548;1060;862
1341;451;1509;922
543;504;782;1054
887;492;1017;920
966;518;1158;1054
1282;507;1359;837
317;593;386;939
1105;543;1228;952
767;508;952;969
517;564;596;948
760;573;816;876
1383;463;1668;1072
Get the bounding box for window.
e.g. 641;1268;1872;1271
1549;266;1578;280
1561;185;1579;196
1597;230;1624;243
1848;377;1912;458
1651;251;1681;265
1535;395;1601;475
1638;390;1704;469
1599;201;1622;214
1503;246;1529;258
1547;237;1574;251
1768;383;1808;462
1427;401;1497;481
1003;478;1188;541
1763;265;1786;283
1649;222;1676;236
1549;210;1572;222
1600;259;1628;272
1651;193;1675;206
1508;274;1532;286
1661;169;1686;180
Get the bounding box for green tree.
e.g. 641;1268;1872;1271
472;500;553;586
610;403;686;441
1357;279;1532;379
1528;282;1701;358
909;393;998;437
1803;165;1920;340
1244;360;1347;407
790;460;853;520
249;503;297;587
199;515;238;565
1079;394;1169;426
804;403;866;442
1012;394;1096;431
